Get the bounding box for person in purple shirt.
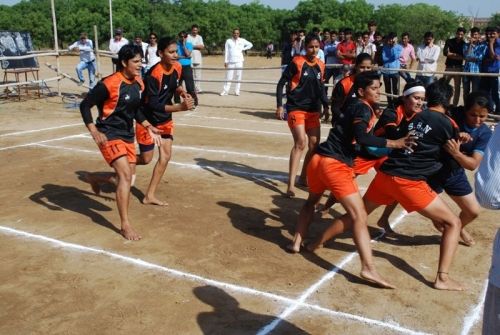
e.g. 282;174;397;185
382;32;403;107
480;26;500;115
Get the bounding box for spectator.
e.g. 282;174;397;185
356;31;376;59
462;27;487;102
320;29;331;50
399;32;416;83
220;28;253;96
416;31;440;87
68;32;96;88
475;126;500;335
323;30;340;96
368;20;377;43
109;28;129;67
381;32;403;107
281;30;297;71
266;41;274;59
373;31;384;67
187;24;205;94
337;28;356;67
176;31;198;106
480;26;500;115
443;27;465;106
133;34;148;77
292;30;306;57
145;32;160;71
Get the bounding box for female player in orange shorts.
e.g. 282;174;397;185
135;36;194;206
80;44;161;240
276;33;329;197
288;71;415;288
309;79;465;291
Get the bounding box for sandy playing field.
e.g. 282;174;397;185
0;54;498;334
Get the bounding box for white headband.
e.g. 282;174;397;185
403;86;425;96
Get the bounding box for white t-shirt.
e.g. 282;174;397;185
187;34;204;64
146;44;160;69
109;37;129;54
475;126;500;210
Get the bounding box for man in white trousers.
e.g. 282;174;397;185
187;24;205;94
220;28;253;96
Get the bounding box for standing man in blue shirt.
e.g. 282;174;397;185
176;31;198;106
68;32;96;88
480;26;500;115
462;27;487;102
382;32;403;107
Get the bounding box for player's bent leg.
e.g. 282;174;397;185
418;197;463;291
287;192;323;253
287;124;306;197
449;193;480;246
143;138;172;206
299;125;320;186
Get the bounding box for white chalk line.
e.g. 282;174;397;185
460;279;488;335
258;209;410;335
34;143;289;182
0;123;82;137
0;133;88;151
0;225;429;335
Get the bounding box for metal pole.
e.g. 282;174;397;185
94;25;101;79
50;0;61;96
109;0;113;40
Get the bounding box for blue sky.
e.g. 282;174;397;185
0;0;498;17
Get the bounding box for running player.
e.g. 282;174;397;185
136;37;195;206
276;33;329;198
309;79;465;290
428;91;493;246
80;44;161;240
287;71;415;288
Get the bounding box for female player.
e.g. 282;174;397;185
276;34;329;198
288;71;415;288
80;44;161;240
429;91;493;245
309;79;465;291
135;37;194;206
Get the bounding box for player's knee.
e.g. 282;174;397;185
294;139;307;151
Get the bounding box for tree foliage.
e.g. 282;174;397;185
0;0;464;50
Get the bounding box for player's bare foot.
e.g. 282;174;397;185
434;272;464;291
360;267;395;289
284;190;296;198
285;243;301;253
142;196;168;206
120;225;142;241
85;174;101;195
305;240;322;253
460;229;475;246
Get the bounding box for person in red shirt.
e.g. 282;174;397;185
80;45;161;240
135;37;195;206
336;28;356;66
276;34;329;198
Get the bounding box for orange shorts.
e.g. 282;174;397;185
353;156;388;175
136;121;174;151
287;110;320;130
99;139;136;166
307;154;359;199
364;171;437;212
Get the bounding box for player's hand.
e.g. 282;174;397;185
147;125;162;147
444;139;461;156
90;129;108;146
276;106;284;120
458;132;472;143
179;91;191;100
181;96;195;111
392;133;418;151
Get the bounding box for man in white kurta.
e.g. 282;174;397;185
187;24;205;93
221;29;253;96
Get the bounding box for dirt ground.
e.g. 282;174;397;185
0;54;498;335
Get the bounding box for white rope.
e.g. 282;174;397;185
0;75;62;89
0;52;58;61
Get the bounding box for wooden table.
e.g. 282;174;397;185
2;67;40;100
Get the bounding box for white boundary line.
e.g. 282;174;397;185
0;133;88;151
258;210;409;335
0;225;430;335
0;123;81;137
460;280;488;335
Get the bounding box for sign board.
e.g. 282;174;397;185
0;31;38;69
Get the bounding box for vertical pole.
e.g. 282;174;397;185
50;0;61;96
109;0;113;40
94;25;101;79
